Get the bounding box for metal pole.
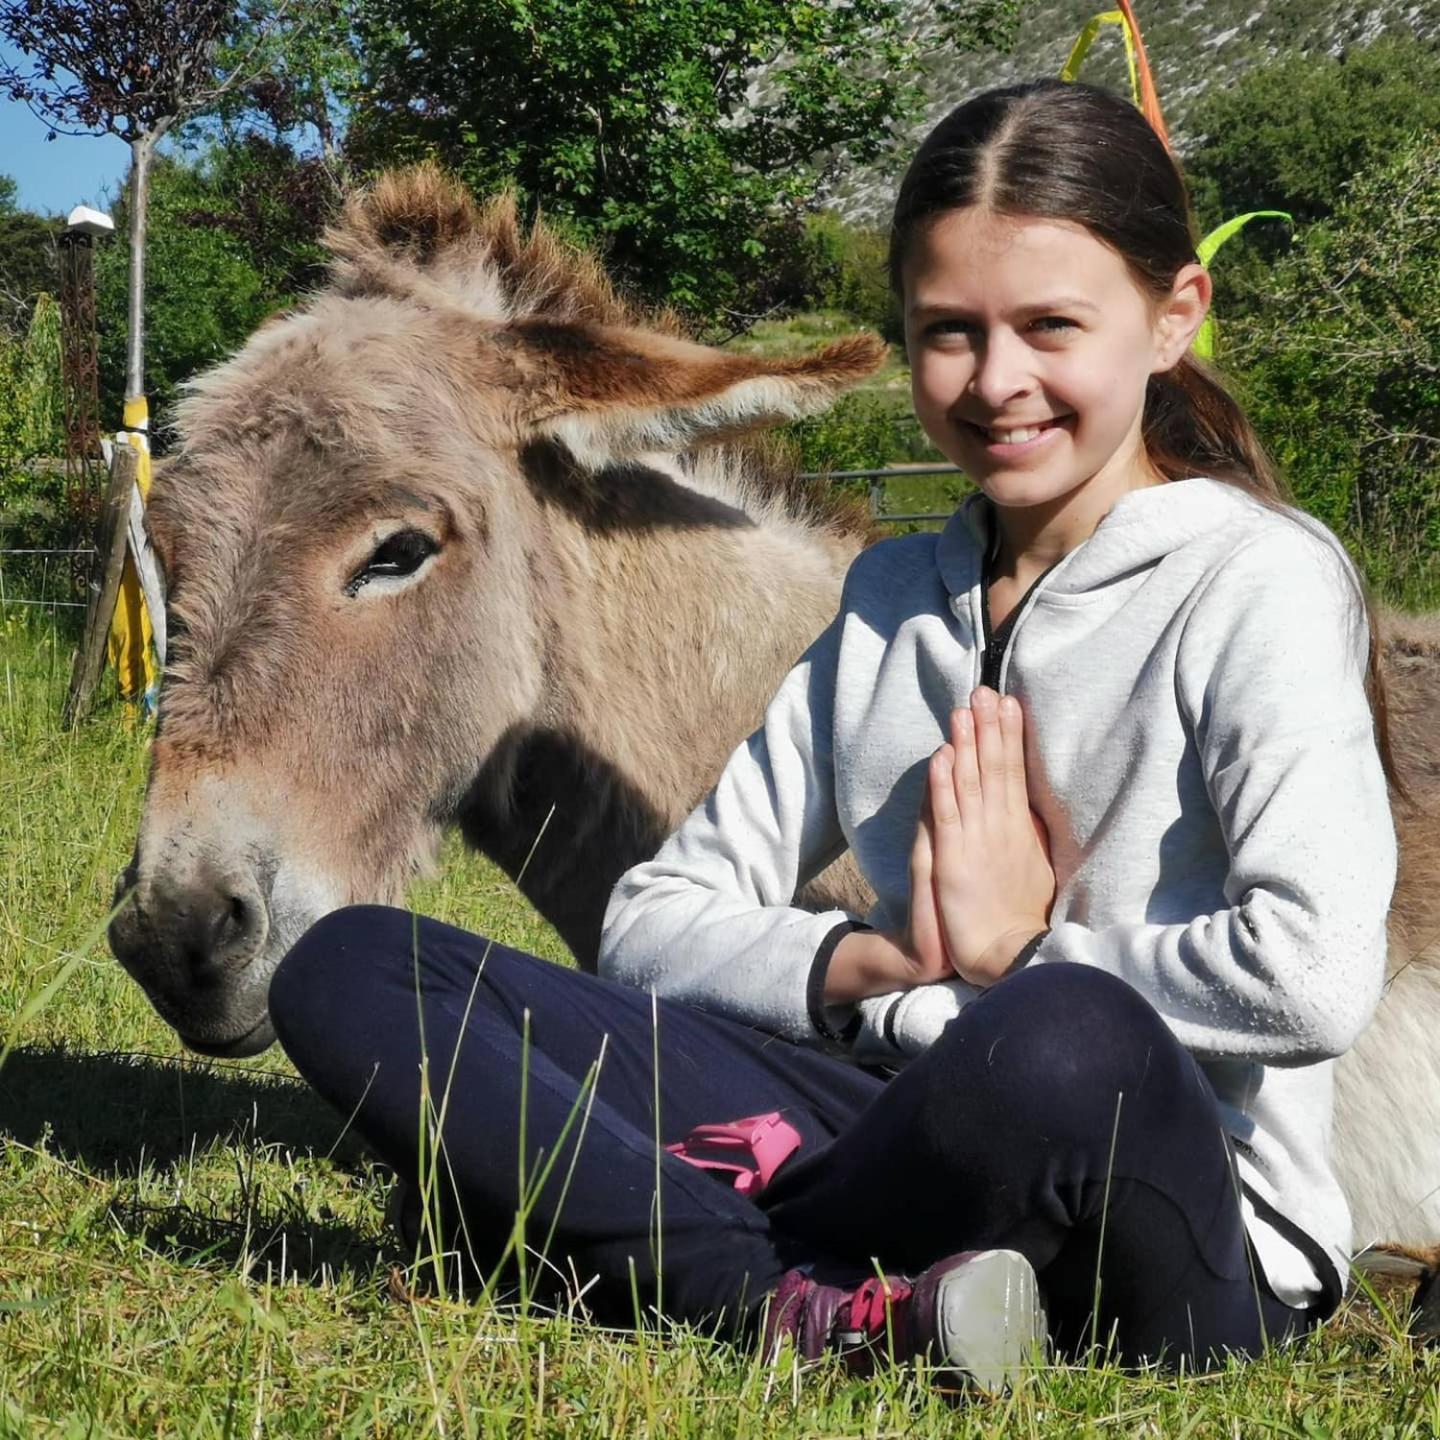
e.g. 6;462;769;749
57;228;104;572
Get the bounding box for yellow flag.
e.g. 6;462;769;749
106;395;158;712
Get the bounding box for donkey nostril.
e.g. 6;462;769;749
207;891;257;958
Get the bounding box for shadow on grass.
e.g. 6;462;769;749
107;1192;385;1286
0;1042;388;1285
0;1042;363;1173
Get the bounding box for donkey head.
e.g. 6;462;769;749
108;168;883;1056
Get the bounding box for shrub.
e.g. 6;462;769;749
0;292;64;511
800;213;900;342
1227;132;1440;604
1184;38;1440;321
94;143;333;442
783;390;932;476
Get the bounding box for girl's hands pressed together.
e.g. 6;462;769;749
823;687;1053;1005
822;796;957;1005
930;687;1055;986
899;788;957;987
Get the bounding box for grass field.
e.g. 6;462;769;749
2;602;1438;1437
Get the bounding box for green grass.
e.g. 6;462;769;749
1;603;1437;1436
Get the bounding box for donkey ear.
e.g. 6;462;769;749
506;321;887;469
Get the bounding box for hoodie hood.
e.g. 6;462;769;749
935;477;1272;603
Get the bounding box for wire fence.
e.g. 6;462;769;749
0;545;97;615
802;462;964;526
2;452;97;615
0;465;967;615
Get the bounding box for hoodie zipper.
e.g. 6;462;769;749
980;555;1063;692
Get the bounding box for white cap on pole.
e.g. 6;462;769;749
64;205;114;237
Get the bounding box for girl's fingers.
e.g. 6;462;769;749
913;791;936;869
971;687;1007;809
949;707;982;824
998;693;1029;813
929;744;960;829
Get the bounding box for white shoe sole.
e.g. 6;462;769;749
931;1249;1047;1392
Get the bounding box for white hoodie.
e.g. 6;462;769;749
601;478;1397;1306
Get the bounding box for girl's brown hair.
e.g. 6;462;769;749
889;78;1397;786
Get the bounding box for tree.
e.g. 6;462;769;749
1184;38;1440;318
1227;132;1440;604
345;0;1017;329
93;142;331;433
0;177;57;332
209;0;357;162
0;0;328;411
1187;38;1440;229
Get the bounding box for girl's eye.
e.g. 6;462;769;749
346;529;440;596
924;318;977;339
1031;316;1077;333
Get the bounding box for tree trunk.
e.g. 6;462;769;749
124;132;156;410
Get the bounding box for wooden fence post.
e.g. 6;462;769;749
62;444;138;729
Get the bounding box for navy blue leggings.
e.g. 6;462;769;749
270;906;1323;1367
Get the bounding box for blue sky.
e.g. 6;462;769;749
1;97;130;215
0;43;130;216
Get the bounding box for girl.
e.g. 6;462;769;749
271;79;1397;1385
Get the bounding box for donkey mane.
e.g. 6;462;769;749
326;167;657;330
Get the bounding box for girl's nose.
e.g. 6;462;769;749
967;331;1035;408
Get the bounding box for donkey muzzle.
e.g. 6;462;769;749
109;855;277;1056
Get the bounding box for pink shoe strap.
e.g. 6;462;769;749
665;1111;802;1197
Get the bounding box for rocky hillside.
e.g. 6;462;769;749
834;0;1439;219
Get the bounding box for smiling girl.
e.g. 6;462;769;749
272;79;1397;1386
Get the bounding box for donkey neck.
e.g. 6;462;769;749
465;464;858;967
560;485;855;816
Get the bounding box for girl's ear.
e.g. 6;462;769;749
1151;263;1212;372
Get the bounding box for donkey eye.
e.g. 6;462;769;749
346;529;439;595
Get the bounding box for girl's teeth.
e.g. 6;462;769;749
990;425;1042;444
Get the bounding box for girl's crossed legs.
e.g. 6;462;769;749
270;906;1319;1368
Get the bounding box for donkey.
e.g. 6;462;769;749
110;167;880;1051
110;167;1440;1262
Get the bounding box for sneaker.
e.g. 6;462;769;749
763;1249;1046;1392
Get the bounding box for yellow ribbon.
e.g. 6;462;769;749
1061;11;1141;109
1192;212;1292;359
1060;1;1171;149
107;394;158;712
1061;8;1291;359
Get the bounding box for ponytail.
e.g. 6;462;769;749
1148;357;1401;796
1143;355;1281;497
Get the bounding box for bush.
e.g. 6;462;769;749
0;292;64;511
783;390;932;476
95;142;334;443
1227;132;1440;604
800;214;900;342
1185;39;1440;322
0;179;58;333
345;0;1018;330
